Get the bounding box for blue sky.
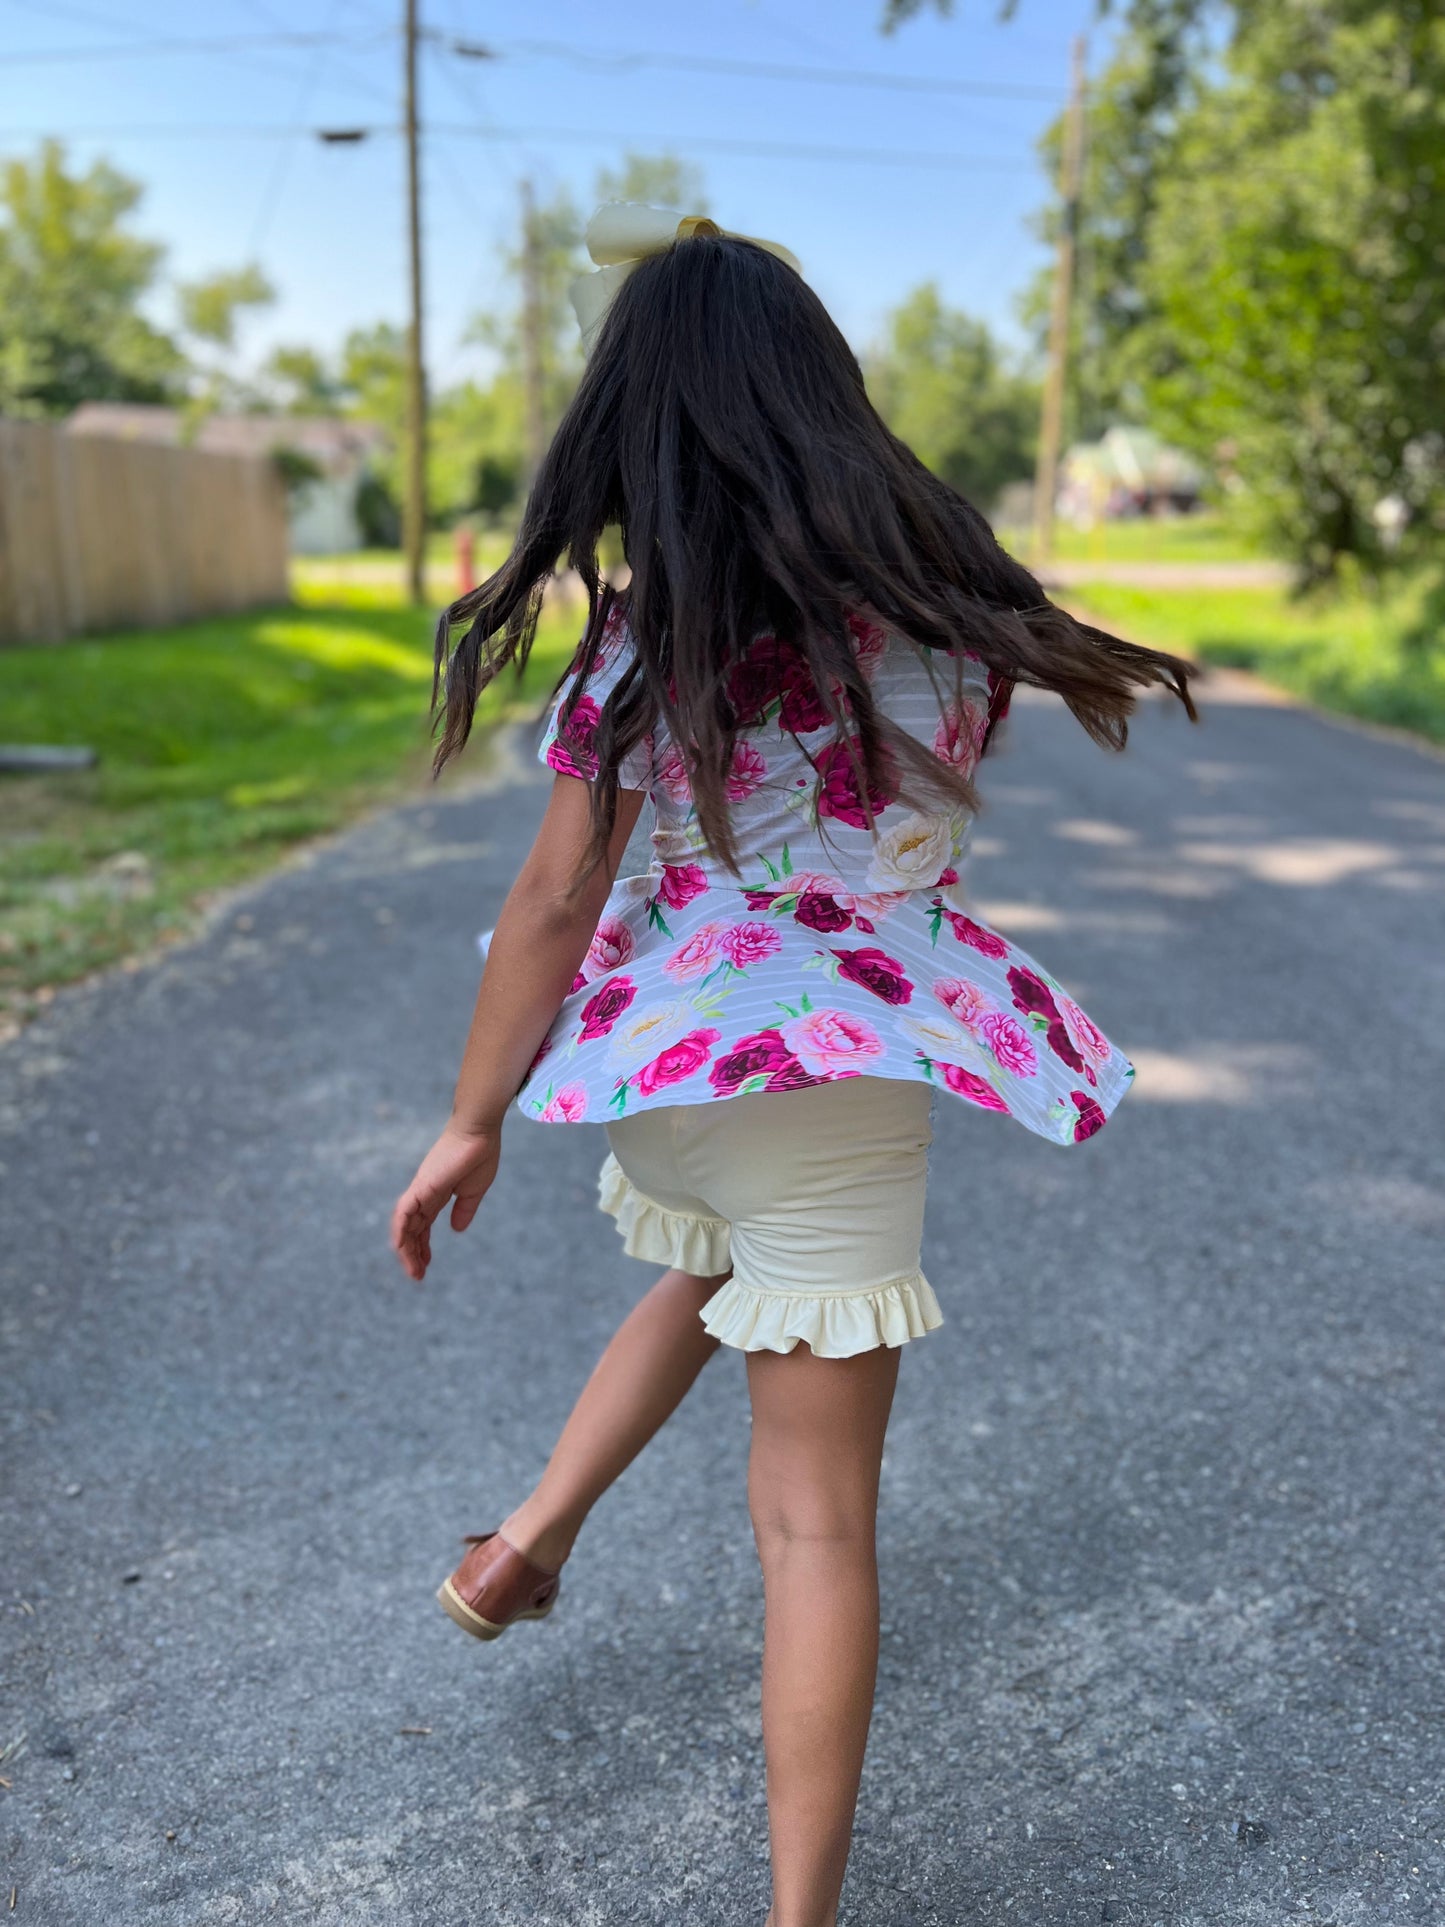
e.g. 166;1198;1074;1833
1;0;1108;386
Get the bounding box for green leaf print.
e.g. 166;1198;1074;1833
780;842;793;877
610;1082;630;1115
758;852;782;884
645;899;675;939
927;903;944;946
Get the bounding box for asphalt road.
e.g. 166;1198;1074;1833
3;670;1443;1927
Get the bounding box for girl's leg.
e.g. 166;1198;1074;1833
747;1343;900;1927
500;1266;727;1571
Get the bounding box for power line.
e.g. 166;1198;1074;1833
245;0;350;260
0;120;1043;172
472;37;1071;103
0;17;1069;104
0;28;383;64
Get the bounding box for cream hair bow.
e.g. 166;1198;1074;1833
569;202;802;356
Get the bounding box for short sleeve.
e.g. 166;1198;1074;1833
537;608;653;792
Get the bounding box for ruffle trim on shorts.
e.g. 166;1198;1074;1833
698;1272;943;1360
597;1154;732;1277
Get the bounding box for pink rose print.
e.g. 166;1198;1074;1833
539;1083;589;1122
945;912;1009;959
656;862;709;910
981;1010;1038;1077
708;1028;816;1095
729;636;833;733
578;976;637;1041
941;1063;1009;1112
569;970;587;994
782;1007;884;1076
1007;965;1089;1080
582;914;635;982
1071;1089;1107;1141
1059;994;1112;1070
814;738;896;828
933;977;992;1032
849;889;909;923
831;946;913;1006
663;922;727;981
717;922;783;970
726;740;768;801
846;612;890;677
795;890;853;933
528;1034;553;1072
635;1028;722;1097
655;743;693;804
933;700;985;770
546;694;602;781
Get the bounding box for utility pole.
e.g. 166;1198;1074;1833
1032;36;1087;566
402;0;427;604
520;178;546;487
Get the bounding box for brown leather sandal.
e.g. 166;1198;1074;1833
437;1531;562;1642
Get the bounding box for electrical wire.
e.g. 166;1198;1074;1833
1;118;1041;173
479;37;1071;103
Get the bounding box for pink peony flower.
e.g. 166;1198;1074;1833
1058;994;1112;1069
946;912;1010;959
728;635;833;733
933;977;992;1032
846;612;890;677
539;1083;588;1122
708;1027;798;1094
663;922;727;981
941;1063;1009;1111
933;700;984;770
656;862;709;909
726;740;768;800
831;946;913;1005
781;1007;884;1076
1008;965;1088;1078
581;914;635;982
1071;1089;1107;1141
981;1010;1039;1077
717;921;783;970
655;743;693;804
578;976;636;1041
814;738;896;828
546;694;602;781
635;1028;721;1097
795;891;852;933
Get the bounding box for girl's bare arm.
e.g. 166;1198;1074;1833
390;775;646;1280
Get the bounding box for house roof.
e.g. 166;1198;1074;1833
66;405;387;475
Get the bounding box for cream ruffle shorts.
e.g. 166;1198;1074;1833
600;1076;941;1359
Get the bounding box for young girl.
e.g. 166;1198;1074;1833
391;206;1195;1927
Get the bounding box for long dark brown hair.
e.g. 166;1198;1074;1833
433;232;1196;874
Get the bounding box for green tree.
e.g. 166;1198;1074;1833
259;343;345;416
0;140;183;416
868;285;1039;508
177;262;275;422
595;152;710;215
176;264;275;350
1133;2;1445;580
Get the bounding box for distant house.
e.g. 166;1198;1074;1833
1058;425;1204;526
65;404;389;553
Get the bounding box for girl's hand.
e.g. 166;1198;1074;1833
389;1123;502;1281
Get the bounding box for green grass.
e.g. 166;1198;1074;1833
1072;571;1445;744
1007;510;1266;568
0;582;578;1027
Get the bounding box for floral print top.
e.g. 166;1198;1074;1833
514;604;1133;1145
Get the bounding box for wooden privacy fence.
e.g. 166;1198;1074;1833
0;418;289;646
